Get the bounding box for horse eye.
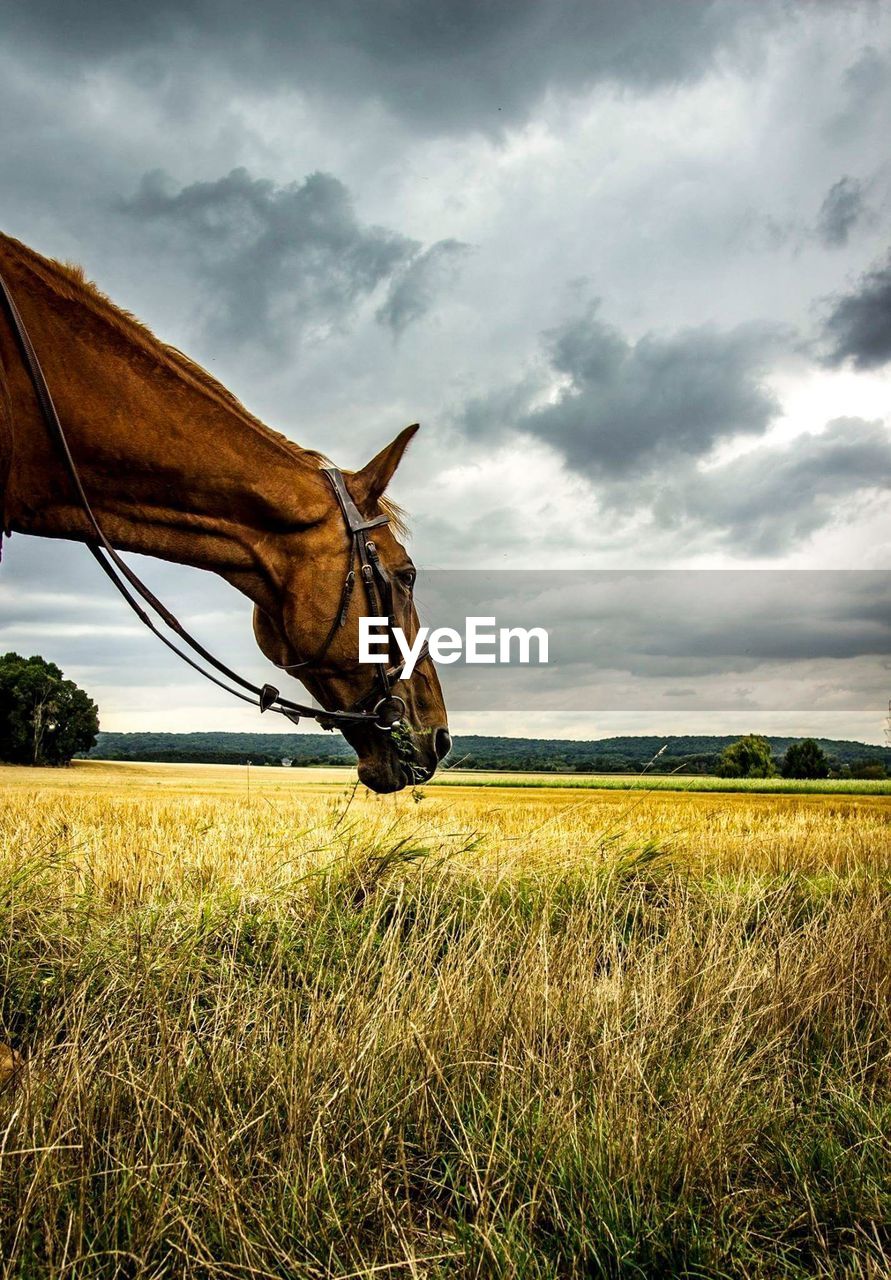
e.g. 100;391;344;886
400;569;416;591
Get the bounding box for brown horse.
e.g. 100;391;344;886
0;233;449;792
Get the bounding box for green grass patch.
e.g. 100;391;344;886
432;771;891;794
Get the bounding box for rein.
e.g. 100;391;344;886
0;270;412;732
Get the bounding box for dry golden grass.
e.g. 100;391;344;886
1;760;887;885
0;762;889;1278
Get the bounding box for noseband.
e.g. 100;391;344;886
0;270;419;733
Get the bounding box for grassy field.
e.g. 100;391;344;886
60;758;891;795
1;761;889;1278
435;772;891;795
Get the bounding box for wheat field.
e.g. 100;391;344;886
1;761;889;1278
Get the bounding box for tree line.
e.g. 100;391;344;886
86;730;888;778
1;653;888;777
714;734;886;780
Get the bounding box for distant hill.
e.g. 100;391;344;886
84;731;891;775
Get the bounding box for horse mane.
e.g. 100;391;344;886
0;233;324;467
0;233;408;533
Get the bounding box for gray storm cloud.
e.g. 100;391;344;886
822;251;891;369
4;0;787;134
377;240;472;336
119;168;467;350
519;308;786;478
407;569;891;712
666;418;891;554
456;309;889;554
816;177;867;249
461;306;786;476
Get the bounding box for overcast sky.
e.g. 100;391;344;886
1;1;889;742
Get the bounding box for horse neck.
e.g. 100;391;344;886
0;244;327;611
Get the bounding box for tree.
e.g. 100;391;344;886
717;734;776;778
849;760;888;780
0;653;99;765
781;739;829;779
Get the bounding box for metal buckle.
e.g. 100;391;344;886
373;695;406;731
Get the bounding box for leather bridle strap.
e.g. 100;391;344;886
322;466;431;698
0;269;406;731
324;464;393;694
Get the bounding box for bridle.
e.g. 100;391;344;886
283;464;429;726
0;270;421;733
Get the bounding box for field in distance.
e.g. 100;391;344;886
25;757;891;796
1;761;889;1276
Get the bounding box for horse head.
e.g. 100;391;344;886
253;425;451;793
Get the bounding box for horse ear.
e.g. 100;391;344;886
353;423;419;507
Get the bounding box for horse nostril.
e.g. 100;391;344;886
434;727;452;761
